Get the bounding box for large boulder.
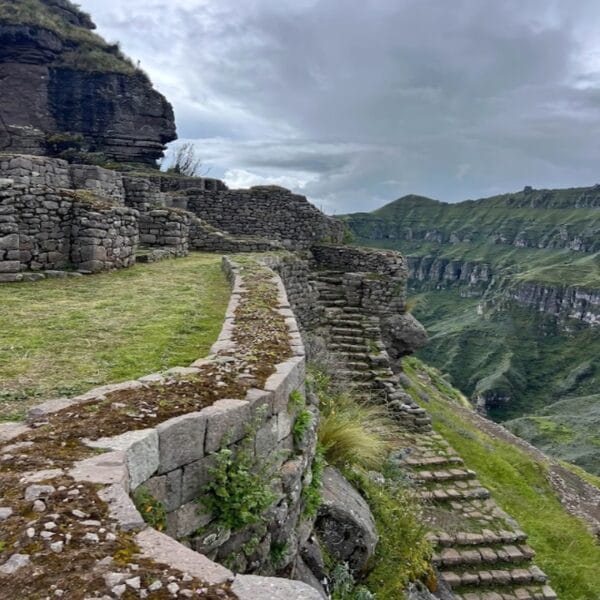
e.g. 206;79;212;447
382;312;428;359
315;467;378;574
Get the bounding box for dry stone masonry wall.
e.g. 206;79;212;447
0;154;341;282
0;257;323;599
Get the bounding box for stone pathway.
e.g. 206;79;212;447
312;270;431;432
394;431;558;600
310;269;559;600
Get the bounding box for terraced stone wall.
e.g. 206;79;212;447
184;186;346;249
0;257;322;599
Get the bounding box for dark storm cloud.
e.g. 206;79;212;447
79;0;600;211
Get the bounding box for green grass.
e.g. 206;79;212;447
0;0;139;75
402;357;600;600
0;254;229;419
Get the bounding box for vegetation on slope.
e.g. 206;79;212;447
0;0;140;75
0;253;230;419
307;351;432;599
401;356;600;600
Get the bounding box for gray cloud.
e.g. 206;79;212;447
79;0;600;211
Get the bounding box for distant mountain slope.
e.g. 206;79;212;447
340;186;600;475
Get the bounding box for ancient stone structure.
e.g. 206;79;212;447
1;154;348;280
0;1;176;164
182;187;346;249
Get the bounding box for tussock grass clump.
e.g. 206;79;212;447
317;391;397;470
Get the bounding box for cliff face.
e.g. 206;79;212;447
0;0;176;164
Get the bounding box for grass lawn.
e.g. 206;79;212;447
402;357;600;600
0;253;230;420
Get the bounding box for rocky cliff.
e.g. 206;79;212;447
0;0;176;164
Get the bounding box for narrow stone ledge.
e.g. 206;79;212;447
26;398;78;424
69;450;129;490
135;528;233;585
0;422;30;443
98;484;145;531
232;574;323;600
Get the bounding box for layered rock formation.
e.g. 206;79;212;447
0;0;176;164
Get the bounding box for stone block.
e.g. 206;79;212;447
181;455;217;504
166;501;212;538
157;411;207;474
69;450;129;489
135;469;182;513
232;574;323;600
85;429;159;490
0;260;20;273
203;399;250;453
255;418;279;459
26;397;77;424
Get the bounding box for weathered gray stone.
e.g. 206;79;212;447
232;574;323;600
98;484;145;531
156;412;206;474
203;399;250;453
86;429;159;490
316;467;378;574
135;528;232;585
0;553;30;576
69;450;129;489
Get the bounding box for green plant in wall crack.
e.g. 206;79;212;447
293;408;313;444
270;540;290;569
200;445;277;531
288;389;305;412
133;488;166;532
302;447;325;517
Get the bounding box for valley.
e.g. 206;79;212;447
341;187;600;476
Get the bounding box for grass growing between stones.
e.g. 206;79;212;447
0;253;229;419
402;356;600;600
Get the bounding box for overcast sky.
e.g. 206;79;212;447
79;0;600;213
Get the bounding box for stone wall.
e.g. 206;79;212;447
311;244;408;315
0;257;322;598
139;208;190;256
185;186;346;249
69;165;126;205
70;203;138;272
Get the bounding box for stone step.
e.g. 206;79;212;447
456;585;557;600
320;299;346;307
415;468;476;483
346;361;370;371
440;565;549;589
433;544;537;568
397;454;465;469
342;307;362;313
338;370;373;381
335;351;370;361
427;529;528;548
417;485;490;502
329;343;370;352
331;335;366;344
330;326;364;335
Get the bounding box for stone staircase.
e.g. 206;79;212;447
312;270;432;432
394;431;558;600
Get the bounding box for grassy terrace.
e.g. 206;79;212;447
402;357;600;600
0;253;230;420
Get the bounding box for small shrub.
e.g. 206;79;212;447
270;540;289;568
330;563;375;600
201;445;276;531
288;389;305;411
293;408;313;443
132;488;166;532
302;448;325;518
318;391;397;470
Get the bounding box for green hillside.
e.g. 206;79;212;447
341;186;600;477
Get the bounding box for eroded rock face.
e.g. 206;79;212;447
315;467;378;574
0;1;176;164
382;312;428;360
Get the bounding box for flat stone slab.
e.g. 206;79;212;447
135;528;232;585
98;484;145;531
232;574;323;599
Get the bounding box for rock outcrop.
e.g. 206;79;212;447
0;0;176;164
315;467;378;574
